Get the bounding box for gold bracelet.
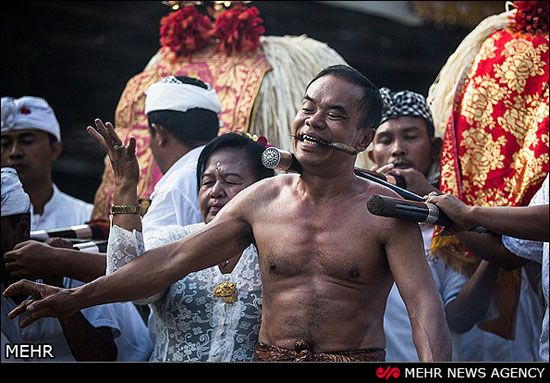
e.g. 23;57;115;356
110;204;141;215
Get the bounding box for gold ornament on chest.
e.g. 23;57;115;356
214;282;238;303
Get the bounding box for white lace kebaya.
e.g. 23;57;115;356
106;222;262;361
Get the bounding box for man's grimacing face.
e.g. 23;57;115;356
291;75;373;164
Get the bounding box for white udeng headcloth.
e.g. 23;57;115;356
1;167;31;217
1;96;61;142
144;76;222;115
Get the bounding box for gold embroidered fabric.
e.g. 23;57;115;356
434;28;549;274
432;26;549;339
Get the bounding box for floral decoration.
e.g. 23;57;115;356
159;6;213;57
511;1;549;34
245;132;271;148
212;5;265;54
159;3;265;57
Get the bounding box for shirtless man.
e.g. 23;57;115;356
4;65;451;361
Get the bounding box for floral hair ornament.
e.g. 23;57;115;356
159;1;264;57
245;132;272;148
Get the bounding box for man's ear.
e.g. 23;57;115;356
50;140;63;162
356;128;375;152
150;123;169;146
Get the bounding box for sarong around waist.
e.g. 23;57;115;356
254;339;386;362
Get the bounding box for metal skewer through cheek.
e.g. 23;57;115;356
289;134;358;155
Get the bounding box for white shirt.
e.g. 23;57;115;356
456;268;542;361
106;223;262;362
502;174;549;362
1;279;152;361
141;146;203;241
31;184;93;231
383;224;468;361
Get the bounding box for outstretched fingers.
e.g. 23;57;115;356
103;120;122;147
18;299;59;328
86;118;139;184
87;125;110;152
3;280;43;320
87;119;136;159
127;136;137;161
7;298;33;319
87;118;122;151
3;279;67;327
8;297;59;328
3;279;41;300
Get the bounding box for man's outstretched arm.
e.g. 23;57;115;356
426;193;548;241
4;208;253;328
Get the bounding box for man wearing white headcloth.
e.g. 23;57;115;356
103;75;221;342
1;167;153;361
138;75;221;241
1;96;93;230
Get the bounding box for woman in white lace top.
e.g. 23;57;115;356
91;123;274;361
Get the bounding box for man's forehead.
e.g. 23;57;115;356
306;74;357;93
377;116;428;133
304;76;362;108
1;129;45;138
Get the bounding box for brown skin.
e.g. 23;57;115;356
3;240;106;283
426;193;549;242
4;76;452;360
1;128;116;361
199;148;258;225
88;119;259;275
1;215;31;299
198;147;259;273
148;123;196;175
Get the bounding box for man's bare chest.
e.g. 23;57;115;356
252;196;384;282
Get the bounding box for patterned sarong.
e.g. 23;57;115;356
254;340;385;362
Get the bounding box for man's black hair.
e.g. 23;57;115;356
147;76;220;147
306;65;383;131
196;132;274;192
